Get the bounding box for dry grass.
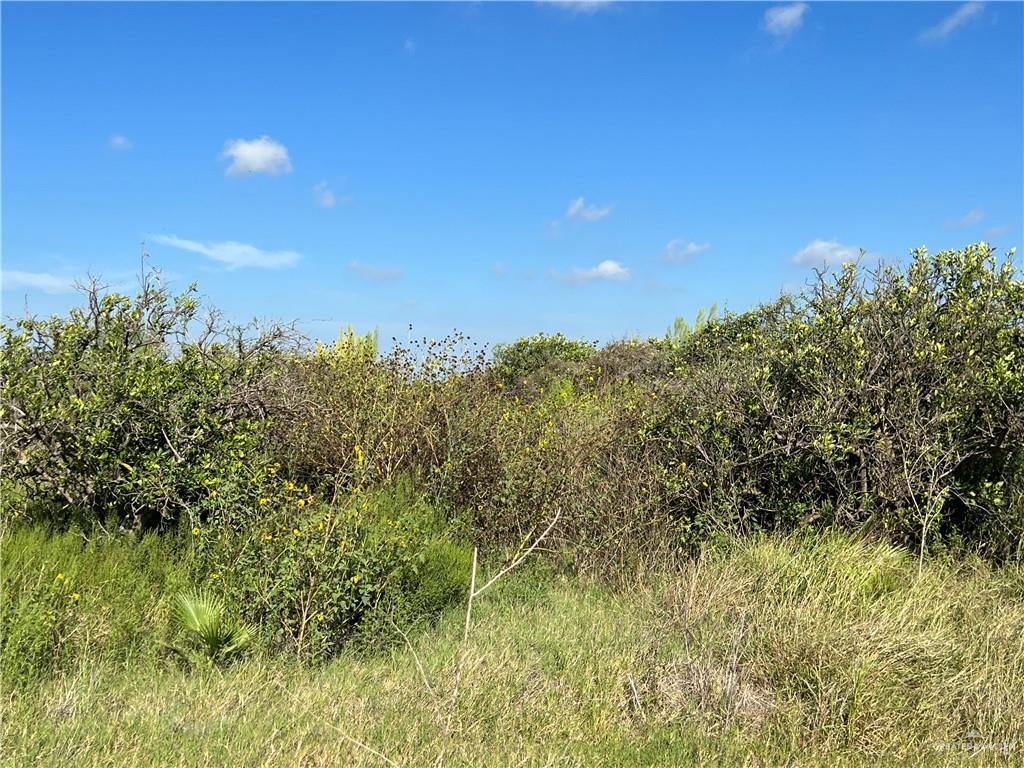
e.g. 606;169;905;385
3;534;1022;767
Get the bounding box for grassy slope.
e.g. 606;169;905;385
2;534;1022;767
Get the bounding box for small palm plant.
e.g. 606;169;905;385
168;588;254;666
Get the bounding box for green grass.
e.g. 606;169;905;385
2;531;1022;766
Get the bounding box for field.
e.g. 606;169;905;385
4;533;1022;767
2;243;1022;765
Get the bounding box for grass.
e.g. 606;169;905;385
2;530;1022;766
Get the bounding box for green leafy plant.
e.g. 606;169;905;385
0;268;295;530
169;588;254;665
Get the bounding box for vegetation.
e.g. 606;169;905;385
2;534;1021;766
1;242;1022;764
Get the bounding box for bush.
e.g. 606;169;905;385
193;476;471;661
491;332;596;392
0;271;294;530
654;243;1024;559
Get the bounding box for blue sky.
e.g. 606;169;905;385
2;1;1022;346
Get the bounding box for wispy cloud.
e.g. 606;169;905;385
945;208;985;229
151;234;301;270
920;2;984;43
404;37;416;54
565;196;613;223
985;224;1013;239
313;181;336;209
662;239;710;262
763;3;808;39
347;260;402;282
544;1;614;14
791;239;865;267
2;270;78;294
570;259;631;283
221;136;293;177
109;134;133;151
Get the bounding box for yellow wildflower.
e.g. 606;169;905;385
264;533;274;541
351;574;361;584
70;593;80;601
259;498;270;505
354;444;364;466
293;528;301;536
317;613;325;623
192;527;201;536
56;573;65;581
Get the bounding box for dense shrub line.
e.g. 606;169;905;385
2;242;1021;676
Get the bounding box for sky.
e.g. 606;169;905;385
2;1;1022;347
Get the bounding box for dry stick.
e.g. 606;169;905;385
436;508;562;767
472;508;562;600
388;617;435;699
273;680;400;768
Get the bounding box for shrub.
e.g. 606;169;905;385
491;333;596;391
168;588;254;666
0;271;294;530
655;244;1024;559
193;476;471;661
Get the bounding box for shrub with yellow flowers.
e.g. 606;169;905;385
193;475;470;661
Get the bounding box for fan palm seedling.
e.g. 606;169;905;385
168;588;254;666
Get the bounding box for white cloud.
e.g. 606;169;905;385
662;239;710;262
151;234;301;270
109;134;133;151
763;3;808;38
544;1;614;14
2;270;78;294
565;196;612;222
313;182;336;209
221;136;293;177
945;208;985;229
347;260;402;282
985;224;1013;238
571;259;630;283
791;239;865;267
920;2;984;43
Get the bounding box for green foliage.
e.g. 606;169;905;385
169;588;253;665
2;242;1021;680
654;243;1023;558
0;526;191;687
5;534;1023;767
193;477;471;661
666;303;718;343
0;271;292;529
491;332;596;390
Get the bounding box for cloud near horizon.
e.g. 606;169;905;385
151;234;301;269
2;270;78;294
791;239;865;267
313;181;336;209
945;208;985;229
763;3;808;38
565;196;612;223
570;259;630;283
662;239;710;262
109;134;133;151
347;259;402;282
544;1;614;14
920;2;984;43
221;136;293;177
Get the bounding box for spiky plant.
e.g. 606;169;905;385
170;588;254;665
